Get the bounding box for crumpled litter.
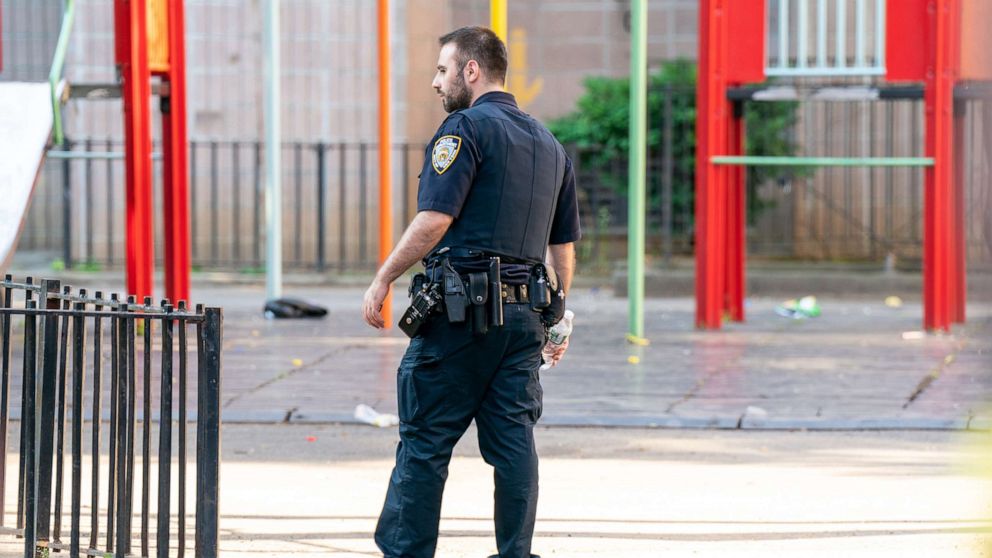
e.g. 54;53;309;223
744;406;768;418
774;295;821;319
354;404;399;427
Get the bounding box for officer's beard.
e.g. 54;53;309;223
441;72;473;113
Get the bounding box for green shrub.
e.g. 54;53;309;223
548;60;802;229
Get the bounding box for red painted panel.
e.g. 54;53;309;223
113;0;126;65
726;0;765;84
886;0;929;81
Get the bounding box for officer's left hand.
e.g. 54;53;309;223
545;337;569;367
362;279;390;329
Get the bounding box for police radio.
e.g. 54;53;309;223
399;275;443;338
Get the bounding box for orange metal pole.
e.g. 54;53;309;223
378;0;393;328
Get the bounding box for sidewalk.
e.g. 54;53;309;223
3;426;989;557
208;425;992;558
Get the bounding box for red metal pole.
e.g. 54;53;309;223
115;0;154;302
952;100;966;323
951;0;966;324
725;107;746;322
695;0;729;329
923;0;959;332
161;0;192;304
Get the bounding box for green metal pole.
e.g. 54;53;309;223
49;0;76;145
264;0;282;301
711;155;935;167
627;0;647;342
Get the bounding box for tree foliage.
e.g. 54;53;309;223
548;60;802;226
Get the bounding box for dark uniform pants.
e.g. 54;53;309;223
375;303;546;558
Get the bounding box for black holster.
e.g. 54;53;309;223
442;258;468;323
467;272;488;335
433;254;505;335
530;263;564;327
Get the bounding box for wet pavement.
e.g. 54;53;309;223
4;258;991;430
204;283;992;430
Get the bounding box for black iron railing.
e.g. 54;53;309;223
0;275;221;558
21;96;992;271
43;140;427;273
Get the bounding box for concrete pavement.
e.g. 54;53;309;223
4;426;990;557
200;283;992;430
210;425;992;557
2;262;992;557
5;255;992;430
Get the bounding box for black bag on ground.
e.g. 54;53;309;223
264;298;329;319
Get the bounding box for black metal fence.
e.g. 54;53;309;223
31;135;703;274
0;275;222;558
17;96;992;273
37;140;428;273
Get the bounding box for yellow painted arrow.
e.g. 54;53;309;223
506;28;543;110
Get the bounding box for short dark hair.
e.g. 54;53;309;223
439;26;507;84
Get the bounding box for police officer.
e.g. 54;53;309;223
362;26;580;558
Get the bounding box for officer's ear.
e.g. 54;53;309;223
463;59;481;84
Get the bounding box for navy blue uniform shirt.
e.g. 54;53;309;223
417;91;581;283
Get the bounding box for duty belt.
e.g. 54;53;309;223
400;256;555;338
424;246;540;267
501;283;531;304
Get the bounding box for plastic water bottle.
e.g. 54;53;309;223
540;310;574;371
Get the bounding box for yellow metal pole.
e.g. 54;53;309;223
490;0;507;42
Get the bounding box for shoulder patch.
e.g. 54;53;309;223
431;135;462;175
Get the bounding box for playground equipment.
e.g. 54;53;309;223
0;4;59;276
694;0;991;332
2;0;191;305
0;84;52;276
111;0;192;305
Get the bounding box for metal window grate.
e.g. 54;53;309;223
767;0;886;78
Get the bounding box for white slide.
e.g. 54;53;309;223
0;82;53;276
